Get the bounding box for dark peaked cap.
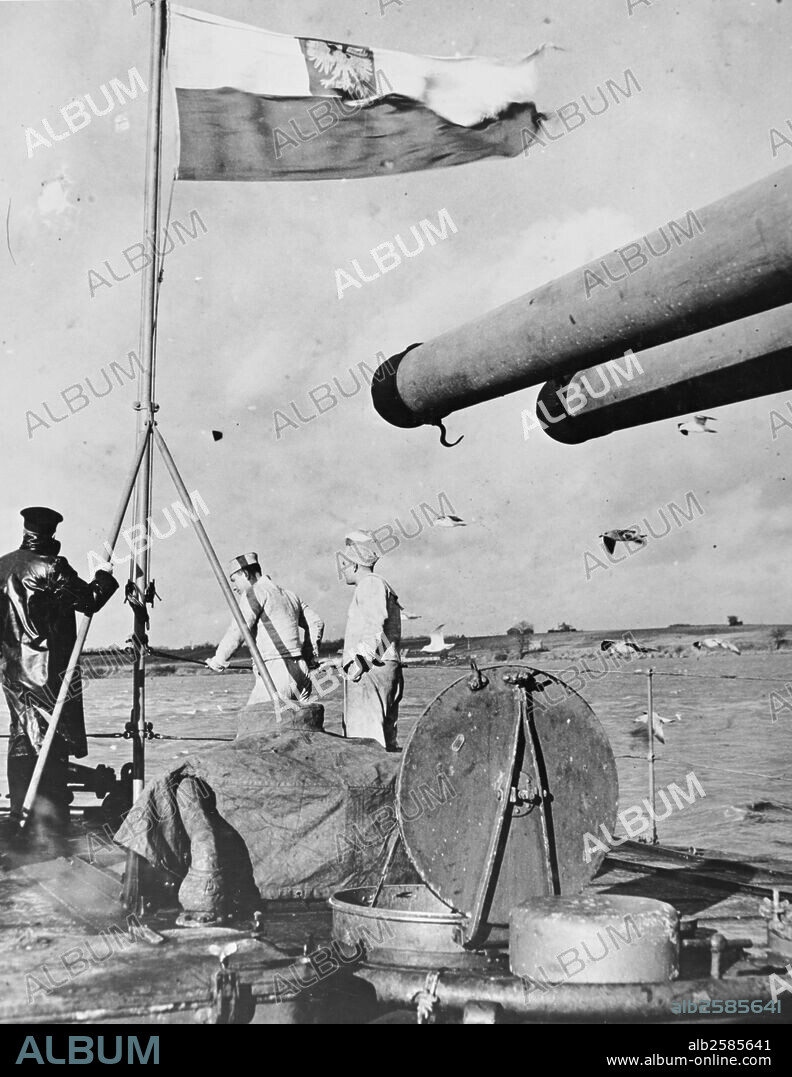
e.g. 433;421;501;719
21;506;63;536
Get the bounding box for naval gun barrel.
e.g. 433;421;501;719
371;165;792;430
535;303;792;442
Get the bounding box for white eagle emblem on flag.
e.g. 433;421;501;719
304;40;375;99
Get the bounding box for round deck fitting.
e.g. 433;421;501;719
330;884;504;969
397;664;618;935
509;894;679;984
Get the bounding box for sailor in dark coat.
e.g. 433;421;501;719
0;507;119;827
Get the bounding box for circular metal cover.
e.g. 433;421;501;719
396;665;618;928
509;895;679;983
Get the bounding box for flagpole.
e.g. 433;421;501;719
123;0;167;912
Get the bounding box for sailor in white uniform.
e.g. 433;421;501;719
206;552;324;705
340;533;402;751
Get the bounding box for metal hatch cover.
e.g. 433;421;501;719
395;664;618;944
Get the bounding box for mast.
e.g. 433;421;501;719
24;0;285;852
124;0;167;908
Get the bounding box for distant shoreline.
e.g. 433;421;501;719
81;623;792;678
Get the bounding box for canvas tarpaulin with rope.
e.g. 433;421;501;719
113;721;416;904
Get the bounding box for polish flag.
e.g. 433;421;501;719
168;4;555;181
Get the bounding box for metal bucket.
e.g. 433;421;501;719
330;884;505;968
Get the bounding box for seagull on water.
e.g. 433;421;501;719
678;415;717;436
632;710;682;744
692;637;741;655
422;625;456;654
599;528;647;555
601;638;657;656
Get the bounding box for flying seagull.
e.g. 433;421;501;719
678;415;717;436
400;609;421;620
692;637;741;655
599;528;647;555
427;511;467;528
422;625;456;654
632;710;682;744
601;638;657;656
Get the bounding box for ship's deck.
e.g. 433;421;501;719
2;675;790;1024
1;818;790;1024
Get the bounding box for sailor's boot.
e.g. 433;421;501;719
7;751;70;848
6;753;36;826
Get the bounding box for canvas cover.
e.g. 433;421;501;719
114;724;413;902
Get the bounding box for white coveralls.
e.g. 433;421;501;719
342;573;402;749
213;575;324;706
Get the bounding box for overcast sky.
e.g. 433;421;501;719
1;0;791;647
